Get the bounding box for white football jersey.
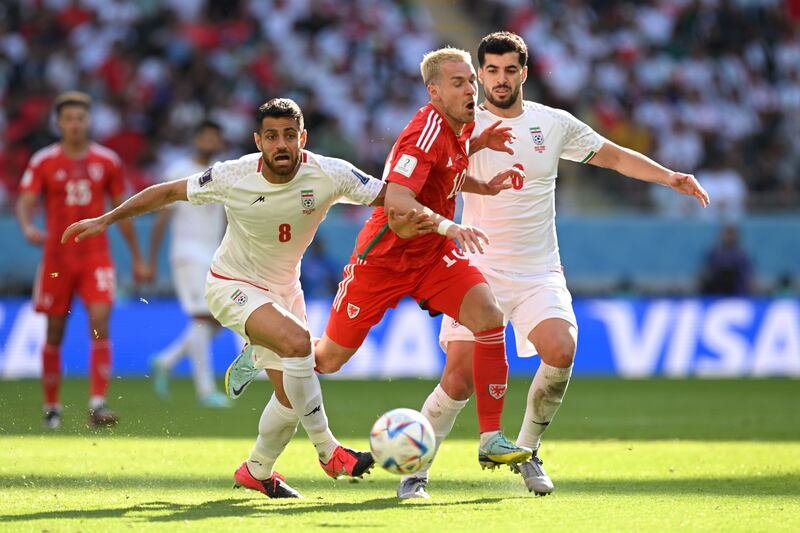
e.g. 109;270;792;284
463;101;605;273
186;150;383;291
163;157;226;264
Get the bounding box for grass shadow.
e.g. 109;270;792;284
2;473;799;524
0;494;521;524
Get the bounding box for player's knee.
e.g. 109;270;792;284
278;330;312;358
441;374;473;401
467;302;504;333
540;337;576;368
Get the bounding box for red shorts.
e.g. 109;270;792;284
33;253;115;315
325;242;487;348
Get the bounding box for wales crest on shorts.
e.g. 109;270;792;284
301;189;315;214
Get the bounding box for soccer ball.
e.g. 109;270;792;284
369;408;436;475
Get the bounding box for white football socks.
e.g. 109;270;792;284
404;384;468;480
517;362;573;451
281;346;339;463
184;320;216;399
247;394;299;480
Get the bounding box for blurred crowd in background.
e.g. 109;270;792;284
2;0;798;219
0;0;797;296
0;0;435;210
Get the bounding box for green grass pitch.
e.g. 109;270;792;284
1;378;799;531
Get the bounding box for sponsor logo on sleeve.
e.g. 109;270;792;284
198;168;213;187
393;154;417;177
351;168;371;185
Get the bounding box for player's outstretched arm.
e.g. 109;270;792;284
62;179;189;244
461;166;523;196
385;182;490;253
469;120;516;156
590;141;710;208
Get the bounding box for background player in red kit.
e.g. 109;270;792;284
314;47;531;491
16;91;148;429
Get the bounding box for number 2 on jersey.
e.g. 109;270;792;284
278;223;292;242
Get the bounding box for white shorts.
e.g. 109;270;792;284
439;265;576;357
205;273;306;371
173;261;211;316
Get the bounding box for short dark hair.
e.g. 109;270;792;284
54;90;91;115
256;98;304;132
477;31;528;68
195;118;222;136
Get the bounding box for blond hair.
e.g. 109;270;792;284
54;91;92;114
420;47;472;85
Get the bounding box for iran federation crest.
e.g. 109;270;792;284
346;302;360;319
230;289;248;306
301;189;316;214
530;126;546;153
488;383;507;400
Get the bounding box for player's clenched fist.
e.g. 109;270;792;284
61;217;108;244
445;223;490;254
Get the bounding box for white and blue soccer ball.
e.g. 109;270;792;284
369;408;436;475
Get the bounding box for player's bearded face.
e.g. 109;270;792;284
256;118;306;177
480;53;526;109
485;79;521;109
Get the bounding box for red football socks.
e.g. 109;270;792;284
472;326;508;433
42;343;61;406
90;339;112;398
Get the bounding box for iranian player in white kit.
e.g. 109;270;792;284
63;98;434;498
401;32;710;498
148;120;230;407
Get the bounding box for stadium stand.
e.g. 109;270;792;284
0;0;797;295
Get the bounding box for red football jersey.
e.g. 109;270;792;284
19;142;125;257
354;104;474;270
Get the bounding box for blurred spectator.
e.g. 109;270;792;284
773;273;796;297
694;150;747;222
699;225;753;296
